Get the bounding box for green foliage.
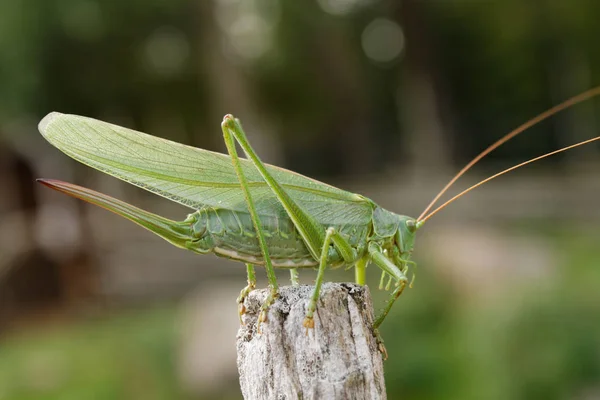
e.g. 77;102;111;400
0;306;185;400
380;228;600;400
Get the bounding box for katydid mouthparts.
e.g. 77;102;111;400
37;86;600;358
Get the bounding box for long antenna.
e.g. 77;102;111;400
418;135;600;224
416;86;600;221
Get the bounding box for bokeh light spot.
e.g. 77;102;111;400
215;0;280;62
143;26;190;77
361;18;404;63
228;13;272;60
317;0;371;16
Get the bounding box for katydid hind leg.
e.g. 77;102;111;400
221;115;330;261
237;263;257;322
221;121;279;326
221;115;357;263
222;115;360;327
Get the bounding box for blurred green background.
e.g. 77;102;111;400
1;0;600;399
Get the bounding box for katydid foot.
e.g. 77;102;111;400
303;287;320;332
236;283;256;322
256;286;279;333
302;305;316;334
373;327;389;360
237;263;257;323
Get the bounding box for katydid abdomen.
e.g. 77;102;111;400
186;206;371;268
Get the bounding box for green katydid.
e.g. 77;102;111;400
37;87;600;357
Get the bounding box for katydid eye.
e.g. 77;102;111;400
406;220;416;233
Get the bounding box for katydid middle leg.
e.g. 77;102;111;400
303;227;355;329
354;257;368;285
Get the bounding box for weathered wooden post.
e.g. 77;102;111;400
236;282;387;399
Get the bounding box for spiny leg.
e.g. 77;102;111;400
380;262;414;290
221;116;327;260
237;263;256;321
378;259;416;324
369;242;408;359
370;243;408;328
290;268;299;286
392;247;417;288
222;121;278;326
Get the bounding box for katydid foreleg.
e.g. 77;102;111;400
369;242;408;329
391;246;417;288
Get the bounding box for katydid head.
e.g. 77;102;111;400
372;207;421;253
415;86;600;226
395;215;422;255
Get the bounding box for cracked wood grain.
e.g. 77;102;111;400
237;283;387;400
